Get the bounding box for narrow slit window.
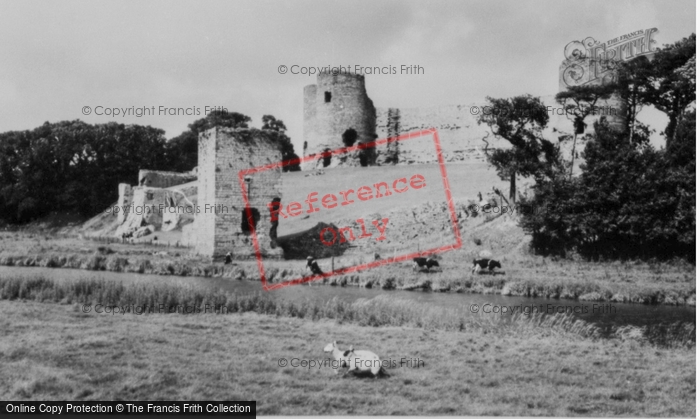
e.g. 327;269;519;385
324;91;331;103
241;208;260;236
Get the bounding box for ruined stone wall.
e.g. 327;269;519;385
193;127;284;260
137;170;197;188
114;180;197;237
115;187;166;236
116;183;132;224
193;129;217;256
375;105;511;165
302;71;621;171
374;95;605;166
302;71;376;170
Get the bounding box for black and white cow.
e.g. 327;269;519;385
413;257;440;271
307;256;324;275
472;258;502;274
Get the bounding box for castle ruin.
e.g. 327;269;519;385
188;127;285;260
303;71;377;169
109;40;639;261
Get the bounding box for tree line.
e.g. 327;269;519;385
479;34;695;261
0;112;299;224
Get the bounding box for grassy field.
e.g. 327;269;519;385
0;297;694;415
0;223;695;306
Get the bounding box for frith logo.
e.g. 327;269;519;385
561;28;658;87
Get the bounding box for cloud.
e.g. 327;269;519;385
0;0;694;154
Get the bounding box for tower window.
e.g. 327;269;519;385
342;128;358;147
241;208;260;236
324;91;332;103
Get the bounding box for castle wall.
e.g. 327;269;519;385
114;186;166;237
302;72;376;170
194;129;217;256
373;95;610;166
303;84;317;157
138;170;197;188
116;183;132;224
375;105;512;165
193;127;284;260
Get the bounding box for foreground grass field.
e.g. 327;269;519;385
0;300;694;416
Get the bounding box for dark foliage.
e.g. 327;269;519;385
478;95;565;201
519;33;695;262
521;116;695;261
615;34;696;145
0;111;303;224
0;120;170;223
261;115;301;172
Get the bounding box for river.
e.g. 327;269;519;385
0;266;694;329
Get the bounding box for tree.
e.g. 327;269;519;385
615;56;654;143
620;34;696;145
478;95;564;202
521;117;695;261
260;115;300;172
262;114;287;132
0;120;170;222
555;84;615;178
164;130;198;172
189;111;251;132
664;109;695;256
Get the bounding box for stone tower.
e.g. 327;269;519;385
303;71;377;170
193;127;284;260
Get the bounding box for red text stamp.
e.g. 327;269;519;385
238;128;462;291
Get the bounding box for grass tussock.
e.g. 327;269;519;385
0;274;693;349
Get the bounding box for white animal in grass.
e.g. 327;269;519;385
343;346;390;378
323;341;351;374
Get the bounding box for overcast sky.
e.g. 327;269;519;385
0;0;695;152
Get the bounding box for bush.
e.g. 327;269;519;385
380;277;396;290
521;118;695;262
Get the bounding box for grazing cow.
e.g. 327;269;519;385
307;256;324;275
413;257;440;271
323;341;350;374
472;258;502;274
344;346;390;378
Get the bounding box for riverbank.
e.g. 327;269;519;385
0;251;694;306
0;231;695;306
0;297;694;415
0;274;694;347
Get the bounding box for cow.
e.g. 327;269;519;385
472;258;502;274
307;256;324;275
413;257;440;272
